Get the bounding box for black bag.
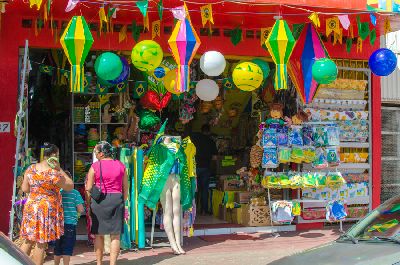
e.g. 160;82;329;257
90;161;105;201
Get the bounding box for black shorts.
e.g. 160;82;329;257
54;224;76;256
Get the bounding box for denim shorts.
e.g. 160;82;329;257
54;224;76;256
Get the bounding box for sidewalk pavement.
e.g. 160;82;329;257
44;227;341;265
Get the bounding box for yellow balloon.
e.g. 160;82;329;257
131;40;163;72
163;69;180;95
232;62;263;91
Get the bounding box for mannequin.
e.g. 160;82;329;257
159;136;185;255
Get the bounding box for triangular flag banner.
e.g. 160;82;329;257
108;7;116;18
132;21;141;42
338;15;350;30
260;27;272;46
370;28;377;45
136;0;148;17
119;25;128;43
326;17;340;36
350;25;354;38
96;83;109;95
99;7;107;34
357;37;363;53
144;11;150;32
133;81;148;99
200;4;214;27
223;78;234;90
384;18;391;35
158;0;163;21
370;13;377;26
152;20;161;39
359;21;370;41
39;64;54;76
333;29;343;45
230;27;242;46
308;12;320;27
346;38;352;53
292;24;305;40
84;75;92;90
116;81;128;93
65;0;79;12
171;5;186;21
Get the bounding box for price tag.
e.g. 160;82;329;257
0;122;10;133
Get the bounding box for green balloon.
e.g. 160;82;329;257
95;52;123;81
252;59;270;80
138;110;161;130
312;58;338;84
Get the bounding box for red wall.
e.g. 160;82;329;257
0;8;382;233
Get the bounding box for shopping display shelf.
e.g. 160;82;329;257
340;142;370;148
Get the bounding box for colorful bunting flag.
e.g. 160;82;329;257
158;0;163;20
370;13;377;26
370;28;377;45
223;78;234;90
326;17;340;36
116;81;128;93
152;20;161;39
119;25;128;43
308;12;320;28
333;29;343;45
136;0;148;17
292;24;305;40
346;38;352;53
132;21;141;42
39;64;54;76
230;27;242;46
99;7;107;34
359;21;370;41
200;4;214;27
350;25;354;38
338;15;350;30
357;37;363;53
260;28;272;46
133;81;148;99
144;11;150;32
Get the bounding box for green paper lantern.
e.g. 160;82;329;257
312;58;338;85
95;52;123;81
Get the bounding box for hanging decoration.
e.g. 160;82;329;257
133;81;148;99
308;12;320;27
109;57;130;84
370;28;377;45
140;91;172;111
357;37;363;53
119;25;128;43
326;17;340;36
168;4;201;94
94;52;123;81
158;0;163;21
132;21;141;42
346;38;352;53
265;19;295;90
99;7;108;34
163;69;179;94
357;16;370;41
370;13;377;26
131;40;163;72
200;4;214;29
288;23;329;104
260;28;272;46
152;20;161;39
292;24;305;40
223;78;234;90
195;79;219;101
338;15;350;30
232;62;263;92
136;0;148;17
333;29;343;45
369;48;397;76
312;58;338;84
200;51;226;76
138;109;161;130
29;0;42;10
230;27;242;46
65;0;79;12
60;16;94;93
154;67;166;79
251;58;270;81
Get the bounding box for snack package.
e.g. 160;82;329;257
291;147;304;163
312;148;328;169
302;125;314;146
313;126;328;147
303;146;317;163
278;147;292;163
262;128;278;147
262;147;278;168
289;125;304;146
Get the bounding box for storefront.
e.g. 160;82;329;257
0;0;390;239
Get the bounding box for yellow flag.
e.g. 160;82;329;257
200;4;214;27
333;29;343;45
326;17;340;36
99;7;107;34
260;27;272;46
349;25;354;39
144;11;150;32
357;37;363;53
152;20;161;39
308;12;320;28
119;25;127;43
43;1;48;22
384;18;391;35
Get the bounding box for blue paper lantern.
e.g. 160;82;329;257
369;48;397;76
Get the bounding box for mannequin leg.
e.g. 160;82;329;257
171;176;185;254
160;176;179;254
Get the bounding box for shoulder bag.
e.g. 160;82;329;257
90;161;105;201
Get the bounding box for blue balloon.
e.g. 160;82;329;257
154;67;166;79
109;57;130;84
369;48;397;76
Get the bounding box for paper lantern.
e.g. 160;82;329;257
369;48;397;76
196;79;219;101
252;59;270;80
109;57;130;84
131;40;164;72
312;58;338;84
95;52;123;81
265;19;296;90
288;23;329;104
200;51;226;76
168;5;201;93
60;16;94;93
232;62;263;91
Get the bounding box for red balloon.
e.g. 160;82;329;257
140;91;172;111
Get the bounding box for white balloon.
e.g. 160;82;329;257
196;79;219;101
200;51;226;76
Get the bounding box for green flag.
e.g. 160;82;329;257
116;81;128;93
132;21;141;42
158;0;163;21
223;78;234;90
359;22;370;41
230;27;242;46
136;0;149;17
39;64;54;76
346;38;352;53
370;28;377;46
133;81;148;99
292;24;305;40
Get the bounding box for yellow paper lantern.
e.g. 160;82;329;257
232;62;264;91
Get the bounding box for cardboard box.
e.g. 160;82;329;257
214;155;243;175
234;191;252;203
241;204;270;227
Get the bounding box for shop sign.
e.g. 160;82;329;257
0;122;10;133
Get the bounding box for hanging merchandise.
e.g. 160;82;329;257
138;109;161;130
60;16;94;93
312;58;338;84
131;40;164;72
200;51;226;76
232;62;264;91
250;145;263;168
272;201;294;224
326;200;347;221
168;4;201;93
262;147;278;168
313;148;328;169
95;52;123;81
179;93;198;124
140;91;172;111
369;48;397;76
195;79;219;101
265;19;296;90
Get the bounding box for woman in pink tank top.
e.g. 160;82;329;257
85;141;128;265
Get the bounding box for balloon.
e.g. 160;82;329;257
154;67;166;79
252;59;270;80
196;79;219;101
109;57;130;84
232;62;264;91
369;48;397;76
312;58;338;84
200;51;226;76
138;110;161;130
131;40;163;72
163;69;180;95
140;91;172;111
95;52;123;81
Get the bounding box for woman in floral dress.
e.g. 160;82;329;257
19;143;74;265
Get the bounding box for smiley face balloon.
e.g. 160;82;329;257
232;62;264;91
131;40;164;72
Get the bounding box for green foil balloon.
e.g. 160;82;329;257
138;109;161;130
312;58;338;84
95;52;123;81
252;58;270;80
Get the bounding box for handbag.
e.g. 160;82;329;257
90;161;105;201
